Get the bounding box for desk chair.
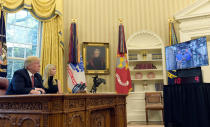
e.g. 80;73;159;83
0;77;9;95
145;92;163;123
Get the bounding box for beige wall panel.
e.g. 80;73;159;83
63;0;195;92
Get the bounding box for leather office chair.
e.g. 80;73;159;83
0;77;9;95
145;92;163;123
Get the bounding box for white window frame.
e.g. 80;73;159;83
6;10;42;80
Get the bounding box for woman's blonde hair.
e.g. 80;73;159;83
43;64;57;88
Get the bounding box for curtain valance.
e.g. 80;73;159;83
0;0;62;21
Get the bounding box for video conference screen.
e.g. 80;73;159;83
165;37;209;71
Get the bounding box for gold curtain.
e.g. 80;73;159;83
40;16;64;92
0;0;64;92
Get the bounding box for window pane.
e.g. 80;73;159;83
32;46;37;56
7;59;25;81
7;47;13;57
16;10;28;19
27;15;39;28
7;60;13;79
15;11;28;27
26;47;33;57
15;26;28;44
13;47;25;58
6;9;41;79
7;13;16;24
6;25;15;43
13;60;24;71
7;60;24;81
31;29;38;44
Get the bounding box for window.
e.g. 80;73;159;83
6;10;41;81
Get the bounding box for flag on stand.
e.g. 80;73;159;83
168;20;178;84
169;20;178;45
0;10;7;77
115;24;132;94
67;22;86;93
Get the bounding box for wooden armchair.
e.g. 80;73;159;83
145;92;163;122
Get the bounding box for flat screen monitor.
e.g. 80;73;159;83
165;37;209;71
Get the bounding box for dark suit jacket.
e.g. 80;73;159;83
6;68;44;95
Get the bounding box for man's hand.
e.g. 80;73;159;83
30;89;41;94
35;88;46;94
30;88;46;94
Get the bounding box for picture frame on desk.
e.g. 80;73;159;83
82;42;109;74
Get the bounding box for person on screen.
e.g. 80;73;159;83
182;49;192;68
87;48;105;70
6;56;45;95
43;64;62;94
176;50;182;69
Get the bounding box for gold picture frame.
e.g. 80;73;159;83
83;42;109;74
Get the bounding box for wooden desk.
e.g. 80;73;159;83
0;94;127;127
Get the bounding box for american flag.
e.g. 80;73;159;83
67;22;86;93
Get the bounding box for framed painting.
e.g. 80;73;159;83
82;42;109;74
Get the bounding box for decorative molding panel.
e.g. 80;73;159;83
17;117;40;127
175;0;210;21
127;31;164;49
67;113;85;127
91;112;105;127
0;102;42;111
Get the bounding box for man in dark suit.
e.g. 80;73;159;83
6;56;45;95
